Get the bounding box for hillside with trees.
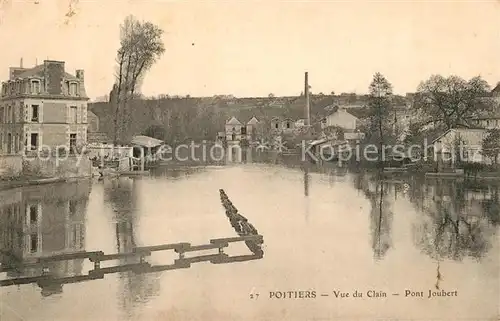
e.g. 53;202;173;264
90;94;336;144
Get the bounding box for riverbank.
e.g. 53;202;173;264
0;176;92;192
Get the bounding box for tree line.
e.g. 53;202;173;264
362;72;499;165
106;15;499;163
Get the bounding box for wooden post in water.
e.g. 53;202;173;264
141;147;145;172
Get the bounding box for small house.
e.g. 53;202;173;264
432;128;494;165
321;108;362;132
225;117;243;143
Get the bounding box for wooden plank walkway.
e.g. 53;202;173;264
219;189;264;256
0;189;265;291
0;235;263;288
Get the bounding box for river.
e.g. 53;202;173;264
0;164;499;321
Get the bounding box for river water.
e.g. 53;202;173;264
0;164;499;321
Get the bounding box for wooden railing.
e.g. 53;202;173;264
0;234;264;288
0;190;265;293
219;189;264;255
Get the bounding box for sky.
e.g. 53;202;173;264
0;0;499;100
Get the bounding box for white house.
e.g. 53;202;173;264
246;117;260;140
223;116;261;144
225;117;243;143
321;108;361;131
432;128;498;165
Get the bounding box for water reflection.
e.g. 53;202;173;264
407;179;499;261
0;180;91;296
352;171;394;260
349;172;500;263
0;165;498;320
103;177;160;319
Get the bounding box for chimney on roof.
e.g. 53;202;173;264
76;69;84;81
44;60;65;95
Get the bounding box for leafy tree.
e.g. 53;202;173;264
481;128;500;165
323;125;344;140
112;15;166;144
414;75;494;130
142;125;165;140
403;122;423;145
366;73;394;162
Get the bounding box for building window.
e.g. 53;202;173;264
286;121;291;129
29;205;38;224
275;123;279;129
31;105;39;122
69;83;77;96
31;80;40;94
69;133;77;153
30;133;39;150
30;233;38;253
69;200;77;217
241;127;247;135
14;134;18;153
72;225;78;247
487;120;490;127
70;106;77;123
0;107;3;123
7;133;12;154
7;106;11;123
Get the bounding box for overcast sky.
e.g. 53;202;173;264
0;0;499;99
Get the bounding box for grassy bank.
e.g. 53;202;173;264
0;175;65;191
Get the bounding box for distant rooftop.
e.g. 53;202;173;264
226;116;242;125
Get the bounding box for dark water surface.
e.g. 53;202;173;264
0;164;499;321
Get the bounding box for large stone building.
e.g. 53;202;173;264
0;180;89;295
0;60;89;155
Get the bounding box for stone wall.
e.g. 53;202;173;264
0;155;23;176
22;155;92;178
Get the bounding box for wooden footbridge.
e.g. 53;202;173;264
0;189;264;292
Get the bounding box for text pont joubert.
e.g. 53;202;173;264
267;289;458;299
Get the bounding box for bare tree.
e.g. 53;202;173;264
414;75;494;130
112;15;165;144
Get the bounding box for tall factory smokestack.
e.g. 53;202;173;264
304;72;310;126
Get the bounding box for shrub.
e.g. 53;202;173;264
57;146;68;157
462;162;486;176
22;160;43;177
1;165;21;181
